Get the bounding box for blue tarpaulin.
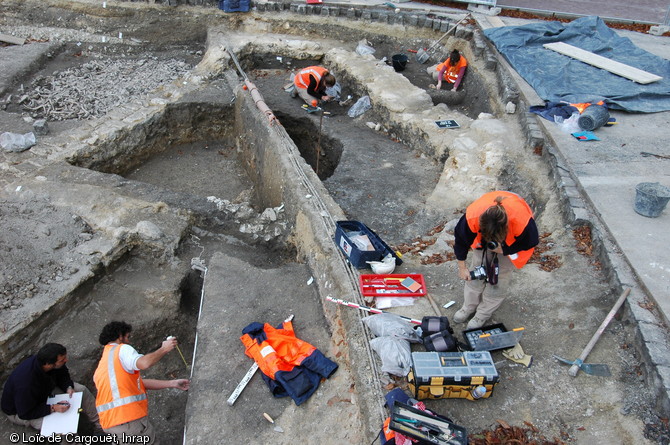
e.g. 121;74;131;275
484;16;670;113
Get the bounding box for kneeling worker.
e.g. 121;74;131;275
94;321;189;444
293;66;336;106
430;49;467;91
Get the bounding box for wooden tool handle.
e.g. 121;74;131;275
568;288;631;377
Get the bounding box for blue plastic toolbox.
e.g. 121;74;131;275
334;221;402;269
219;0;250;12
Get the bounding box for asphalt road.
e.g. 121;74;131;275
496;0;670;23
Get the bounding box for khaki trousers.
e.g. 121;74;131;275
297;87;317;106
462;249;515;320
5;382;100;431
105;415;158;445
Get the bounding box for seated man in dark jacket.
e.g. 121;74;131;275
1;343;102;432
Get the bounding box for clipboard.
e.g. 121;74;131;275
41;392;83;436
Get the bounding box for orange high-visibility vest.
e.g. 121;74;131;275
570;100;605;114
294;66;328;90
437;56;468;83
382;417;395;441
465;191;534;268
94;344;148;429
240;321;316;379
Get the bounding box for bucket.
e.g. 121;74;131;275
392;54;408;72
634;182;670;218
578;105;610;131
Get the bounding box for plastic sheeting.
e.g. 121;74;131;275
484;16;670;113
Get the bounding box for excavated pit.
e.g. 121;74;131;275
1;3;665;444
273;111;343;180
1;25;545;442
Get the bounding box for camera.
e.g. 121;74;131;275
470;265;487;280
486;240;498;250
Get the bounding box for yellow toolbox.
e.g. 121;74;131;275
408;351;499;400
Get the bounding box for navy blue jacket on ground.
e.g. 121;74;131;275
242;322;338;405
1;355;74;420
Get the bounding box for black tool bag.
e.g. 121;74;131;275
420;316;452;337
423;330;458;352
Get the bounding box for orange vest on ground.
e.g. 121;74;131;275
382;417;395;441
294;66;328;90
240;321;316;379
94;344;148;429
465;191;534;268
437;56;468;83
570;100;605;114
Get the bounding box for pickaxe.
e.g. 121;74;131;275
554;288;631;377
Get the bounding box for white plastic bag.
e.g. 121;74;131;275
363;313;421;342
355;39;376;56
554;112;581;134
347;96;371;118
0;132;36;152
369;336;411;376
324;81;341;101
375;296;416;309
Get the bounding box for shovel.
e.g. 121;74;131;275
415;13;471;64
554;288;631;377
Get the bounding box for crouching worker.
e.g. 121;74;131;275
293;66;336;106
94;321;189;444
452;191;539;330
429;49;467;91
1;343;103;433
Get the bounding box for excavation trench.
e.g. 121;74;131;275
2;5;655;445
0;25;549;443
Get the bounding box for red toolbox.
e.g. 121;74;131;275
359;274;426;298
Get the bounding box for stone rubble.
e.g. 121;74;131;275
19;57;193;121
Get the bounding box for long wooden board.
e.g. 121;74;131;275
543;41;662;85
0;33;25;45
486;16;506;28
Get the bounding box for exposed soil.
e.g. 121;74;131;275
0;1;669;445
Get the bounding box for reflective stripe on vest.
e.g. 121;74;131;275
437;56;468;84
94;344;148;428
294;66;327;89
240;321;316;379
466;191;534;269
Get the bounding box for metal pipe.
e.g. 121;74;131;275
226;46;279;125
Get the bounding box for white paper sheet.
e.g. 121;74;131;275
40;392;82;436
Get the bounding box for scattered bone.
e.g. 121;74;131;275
18;57;192;121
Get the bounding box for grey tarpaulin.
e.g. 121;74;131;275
483;16;670;113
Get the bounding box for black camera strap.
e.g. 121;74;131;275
487;253;499;285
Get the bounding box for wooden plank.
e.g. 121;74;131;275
486;16;506;28
0;33;25;46
543;41;662;85
451;0;496;6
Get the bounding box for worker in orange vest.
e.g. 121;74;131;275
452;191;539;329
94;321;189;443
430;49;468;91
292;66;336;105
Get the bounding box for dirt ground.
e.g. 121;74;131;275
0;1;669;444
